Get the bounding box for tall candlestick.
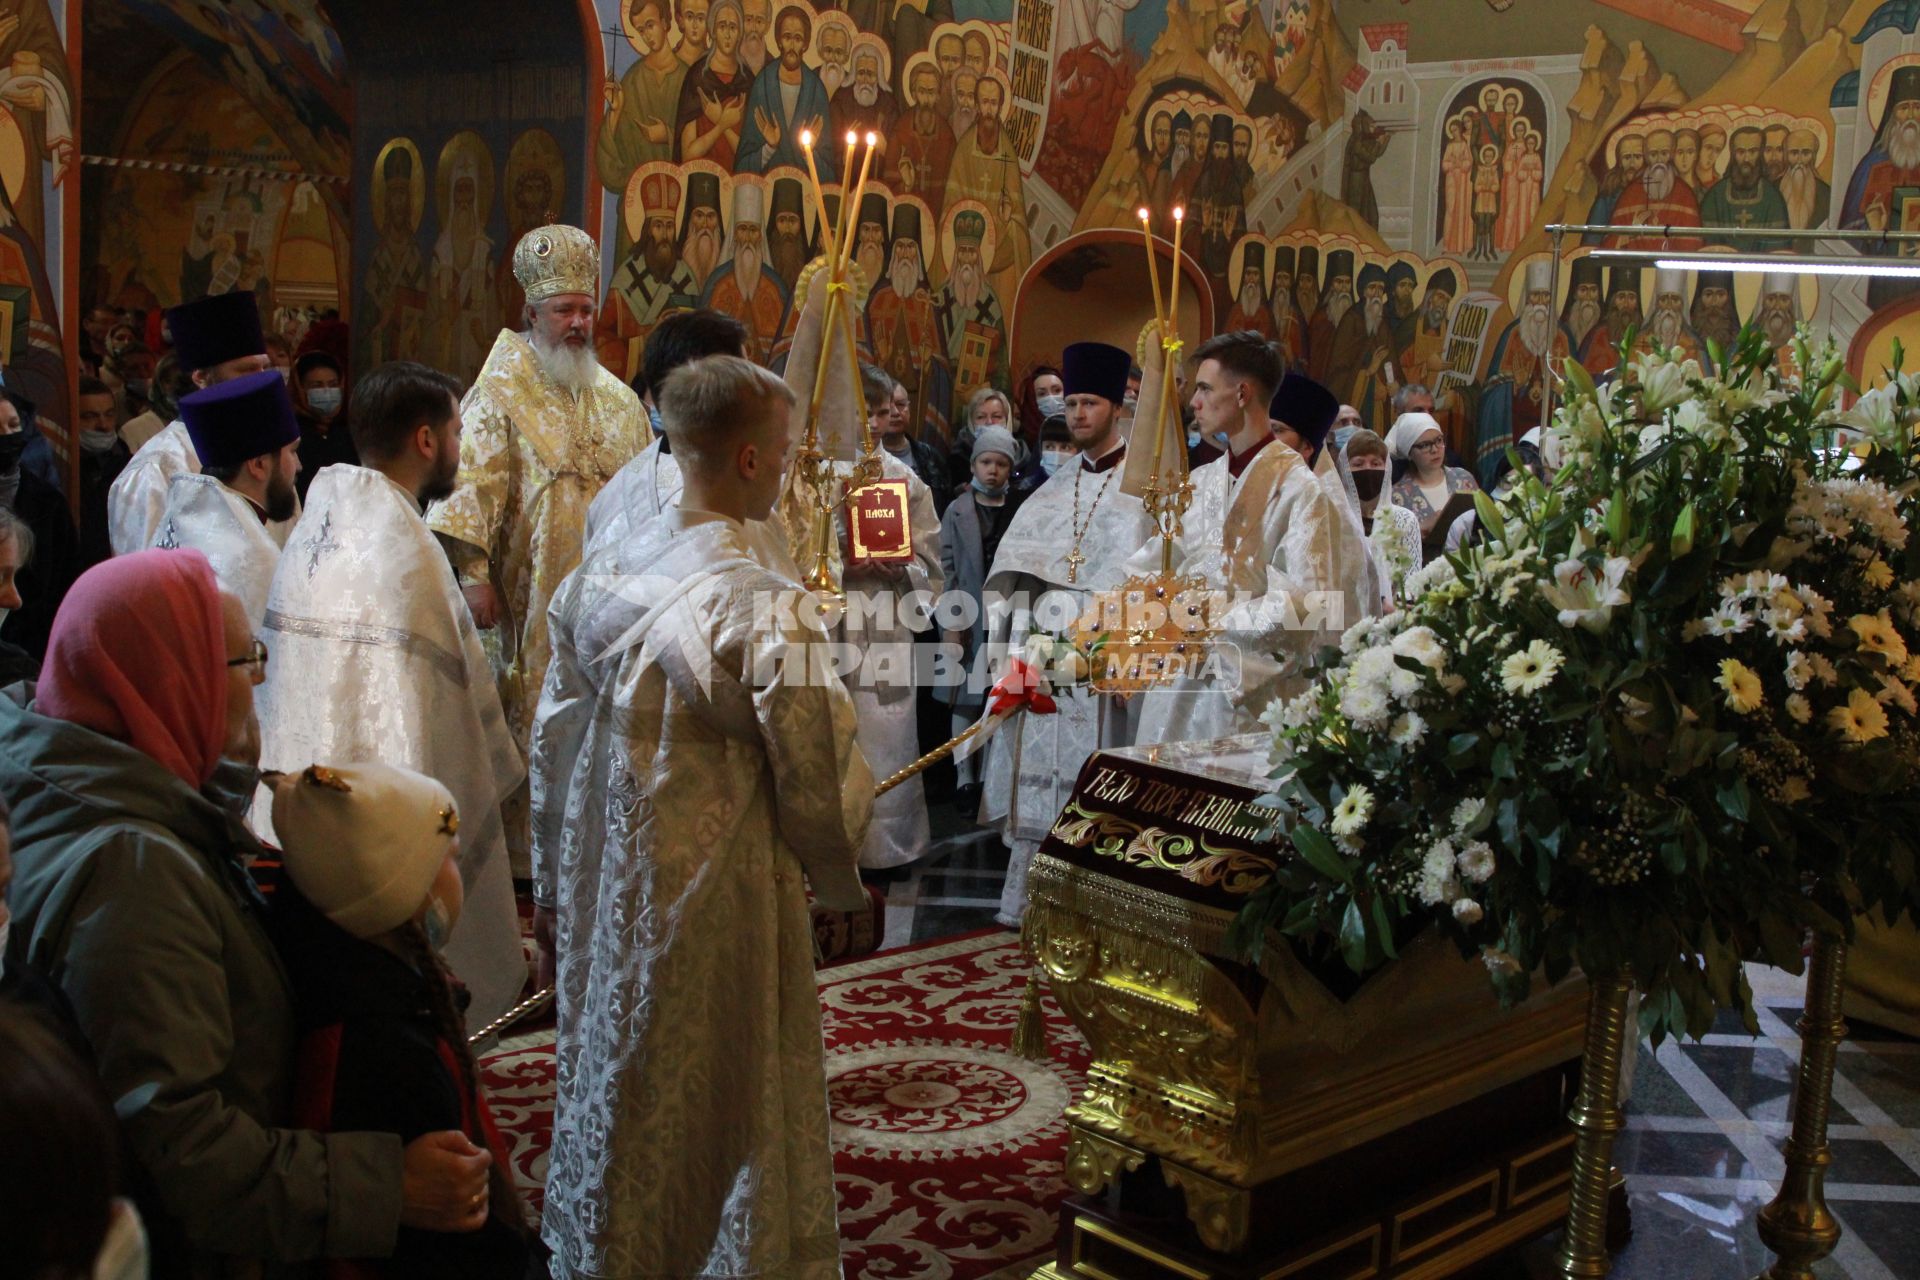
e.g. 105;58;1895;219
830;132;859;276
1167;206;1185;349
837;132;879;281
1138;208;1165;328
798;130;835;264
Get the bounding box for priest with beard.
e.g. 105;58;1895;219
1580;132;1643;244
815;12;853;98
1579;264;1644;375
1846;67;1920;237
1699;126;1790;251
1477;260;1570;482
1271;244;1307;372
1781;128;1830;231
980;341;1149;928
885;60;954;214
1323;263;1395;428
1559;255;1604;356
1605;128;1704;250
737;5;833;174
679;170;726;295
1756;271;1802;375
1224;240;1276;338
934;208;1009;406
597;169;699;381
947;75;1033;314
256;361;527;1026
1634;268;1713;372
428;224;651;872
1307;249;1353;385
698;181;793;364
1689;270;1741;356
831;40;898;144
766;176;810;295
851;190;890;289
866;204;943;444
151;369;301;628
1394;269;1461;446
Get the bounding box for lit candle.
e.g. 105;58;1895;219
1167;206;1184;348
837;131;879;280
797;130;835;267
832;131;860;276
1138;207;1165;329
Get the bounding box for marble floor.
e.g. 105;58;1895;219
885;798;1920;1279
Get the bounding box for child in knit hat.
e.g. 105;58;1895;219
269;763;533;1278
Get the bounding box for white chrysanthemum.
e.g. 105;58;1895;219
1702;601;1751;639
1784;651;1813;691
1405;556;1459;597
1330;785;1374;837
1391;625;1448;671
1389;711;1427;746
1452;898;1484;925
1350;645;1399;689
1450;797;1486;834
1785;692;1812;724
1499;639;1563;695
1456;840;1497;883
1340;681;1391;729
1439;672;1467;696
1417;840;1459;906
1388;665;1424;700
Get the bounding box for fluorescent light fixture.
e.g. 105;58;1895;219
1585;248;1920;279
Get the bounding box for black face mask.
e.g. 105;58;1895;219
0;432;26;472
1351;469;1386;503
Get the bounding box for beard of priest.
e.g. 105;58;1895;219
531;354;875;1277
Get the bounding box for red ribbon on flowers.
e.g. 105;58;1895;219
988;657;1058;718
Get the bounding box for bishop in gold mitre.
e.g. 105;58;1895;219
427;223;651;867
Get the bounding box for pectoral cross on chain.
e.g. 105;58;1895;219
1065;547;1086;584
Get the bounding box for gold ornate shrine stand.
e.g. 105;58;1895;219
1023;737;1623;1280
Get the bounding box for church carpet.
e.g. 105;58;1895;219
477;928;1092;1279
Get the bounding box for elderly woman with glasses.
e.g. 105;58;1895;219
1387;411;1478;557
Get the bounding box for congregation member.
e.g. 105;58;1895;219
946;385;1018;493
881;374;951;514
0;509;35;682
1342;427;1422;612
1130;336;1365;743
939;424;1023;815
427;223;650;869
292;351;357;501
1;551;492;1274
74;376;131;566
531;355;873;1279
269;763;533;1276
0;391;78;660
981;341;1150;928
1388;409;1479;559
259;361;526;1026
108;292;288;555
152;369;302;628
118;352;185;454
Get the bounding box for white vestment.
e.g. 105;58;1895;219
836;452;943;870
254;464;527;1025
1131;440;1367;745
151;474;283;628
530;511;872;1280
585;436;799;576
110;420;297;556
979;447;1149;925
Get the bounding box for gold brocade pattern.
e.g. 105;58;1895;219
1048;802;1278;896
426;329;650;774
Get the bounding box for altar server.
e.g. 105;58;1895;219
108;292;293;554
151;370;301;627
257;361;526;1026
1129;338;1366;744
531;354;872;1278
981;340;1151;927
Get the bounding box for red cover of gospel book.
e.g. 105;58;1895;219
847;478;914;564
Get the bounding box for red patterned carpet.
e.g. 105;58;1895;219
478;929;1091;1280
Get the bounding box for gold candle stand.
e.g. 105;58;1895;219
1559;970;1633;1279
1754;934;1849;1280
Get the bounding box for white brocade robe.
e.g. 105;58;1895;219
530;513;872;1280
110;420;297;556
980;452;1149;909
254;464;527;1025
1132;441;1367;745
584;437;798;576
151;474;282;628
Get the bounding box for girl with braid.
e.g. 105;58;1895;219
268;763;534;1278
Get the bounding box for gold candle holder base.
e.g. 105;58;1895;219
1754;934;1848;1280
1559;970;1633;1279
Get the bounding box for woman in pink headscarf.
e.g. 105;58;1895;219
0;549;488;1273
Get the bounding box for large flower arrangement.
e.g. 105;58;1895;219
1232;332;1920;1042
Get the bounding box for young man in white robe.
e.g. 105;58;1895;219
530;354;873;1279
108;290;298;554
1128;338;1367;746
151;369;301;628
254;360;527;1026
980;340;1151;927
583;307;797;575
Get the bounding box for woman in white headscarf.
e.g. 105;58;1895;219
1388;411;1478;553
1342;428;1421;612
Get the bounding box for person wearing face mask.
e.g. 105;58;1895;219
74;376;132;568
292;352;357;502
938;426;1024;815
153;370;303;629
1035;416;1075;476
109;291;297;556
257;362;528;1027
118;352;186;455
1328;402;1364;454
1;551;492;1275
946;385;1018;497
1342;428;1421;611
267;763;533;1277
1125;337;1366;743
0;392;79;663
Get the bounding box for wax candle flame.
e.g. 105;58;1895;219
865;131;879;146
1173;206;1184;220
800;129;814;148
845;130;859;145
1137;207;1150;221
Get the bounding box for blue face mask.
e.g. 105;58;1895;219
1037;393;1067;420
1039;451;1067;475
971;477;1008;498
1186;430;1201;449
648;403;663;435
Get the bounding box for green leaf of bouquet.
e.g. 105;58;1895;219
1291;824;1354;887
1758;913;1805;974
1716;776;1751;823
1492;741;1516;780
1370;892;1400;960
1671;501;1697;557
1561;355;1599;405
1472;488;1508;546
1339;897;1369;972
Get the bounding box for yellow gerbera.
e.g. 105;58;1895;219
1850;612;1910;666
1716;659;1764;714
1828;687;1891;744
